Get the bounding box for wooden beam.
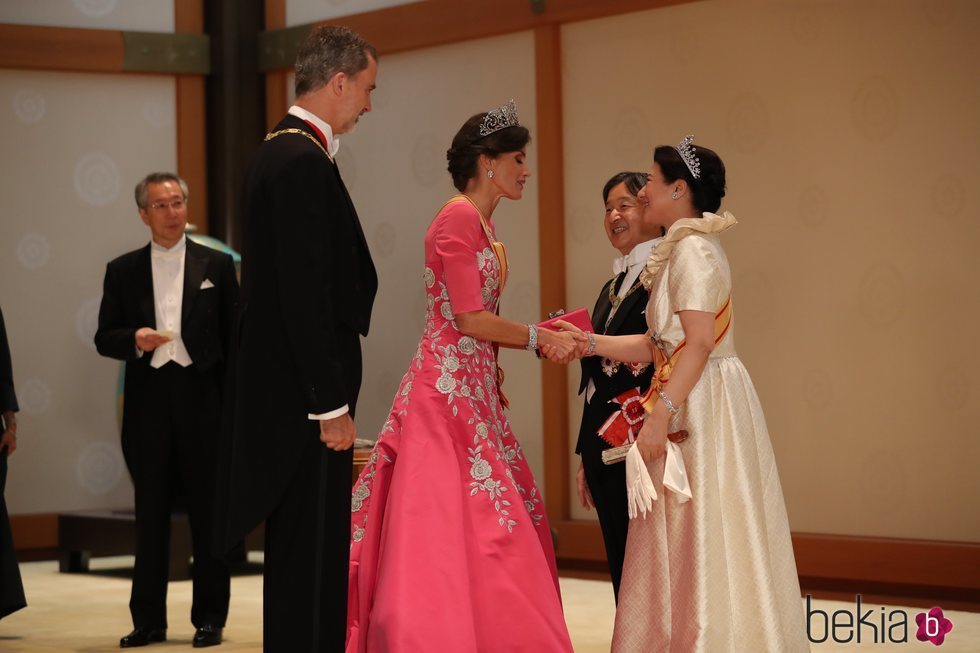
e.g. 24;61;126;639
264;0;286;33
534;24;570;522
554;518;980;595
176;77;208;234
259;0;699;70
9;513;58;552
0;23;208;75
554;520;606;562
0;24;124;73
265;72;289;130
327;0;696;56
175;0;204;32
175;0;208;234
11;511;979;607
264;0;289;129
793;533;980;590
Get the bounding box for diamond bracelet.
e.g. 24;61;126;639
657;389;680;415
525;323;538;351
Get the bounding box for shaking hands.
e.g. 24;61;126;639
538;319;593;364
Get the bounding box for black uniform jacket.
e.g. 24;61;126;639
576;276;655;455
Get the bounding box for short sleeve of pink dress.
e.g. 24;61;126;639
431;201;488;314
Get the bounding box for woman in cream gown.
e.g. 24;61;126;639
554;137;809;652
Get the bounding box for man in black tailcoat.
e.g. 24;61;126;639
576;172;662;602
95;172;236;648
216;25;378;652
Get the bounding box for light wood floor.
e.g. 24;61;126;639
1;557;977;652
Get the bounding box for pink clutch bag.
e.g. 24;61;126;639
536;308;594;333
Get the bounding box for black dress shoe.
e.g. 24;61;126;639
192;625;223;648
120;627;166;648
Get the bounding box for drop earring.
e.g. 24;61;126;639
487;169;494;179
671;190;679;199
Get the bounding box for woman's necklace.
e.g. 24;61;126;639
453;194;508;290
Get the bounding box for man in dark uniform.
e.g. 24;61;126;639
216;25;378;652
576;172;662;602
95;172;237;648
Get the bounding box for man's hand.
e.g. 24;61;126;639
319;413;356;451
1;410;17;456
135;327;172;352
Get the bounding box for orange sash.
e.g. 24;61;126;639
639;296;733;414
443;195;508;290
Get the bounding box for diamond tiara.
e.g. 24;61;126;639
479;99;521;137
675;134;701;180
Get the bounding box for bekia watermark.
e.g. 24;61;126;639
806;595;954;646
915;607;954;646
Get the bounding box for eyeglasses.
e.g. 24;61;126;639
148;199;186;211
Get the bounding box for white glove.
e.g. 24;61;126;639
663;441;692;504
626;445;657;519
626;441;693;520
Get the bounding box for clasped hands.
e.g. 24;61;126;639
537;319;592;364
538;321;671;461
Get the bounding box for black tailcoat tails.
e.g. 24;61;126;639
217;114;377;652
0;306;26;619
95;238;237;630
577;276;654;602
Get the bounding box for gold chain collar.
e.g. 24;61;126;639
605;275;644;330
264;128;329;159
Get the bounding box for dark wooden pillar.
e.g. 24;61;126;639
204;0;265;248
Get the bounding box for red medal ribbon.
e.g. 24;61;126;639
302;119;329;151
597;388;647;447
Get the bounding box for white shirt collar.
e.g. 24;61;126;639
613;237;662;275
150;234;186;256
288;105;340;159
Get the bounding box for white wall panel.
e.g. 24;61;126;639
0;70;177;513
0;0;174;32
286;0;421;27
561;0;980;538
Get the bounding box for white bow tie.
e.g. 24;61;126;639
613;256;634;276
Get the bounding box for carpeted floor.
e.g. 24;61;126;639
0;557;977;652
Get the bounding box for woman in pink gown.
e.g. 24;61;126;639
346;101;576;653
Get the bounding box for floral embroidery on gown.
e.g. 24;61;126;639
346;200;573;653
612;213;810;652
